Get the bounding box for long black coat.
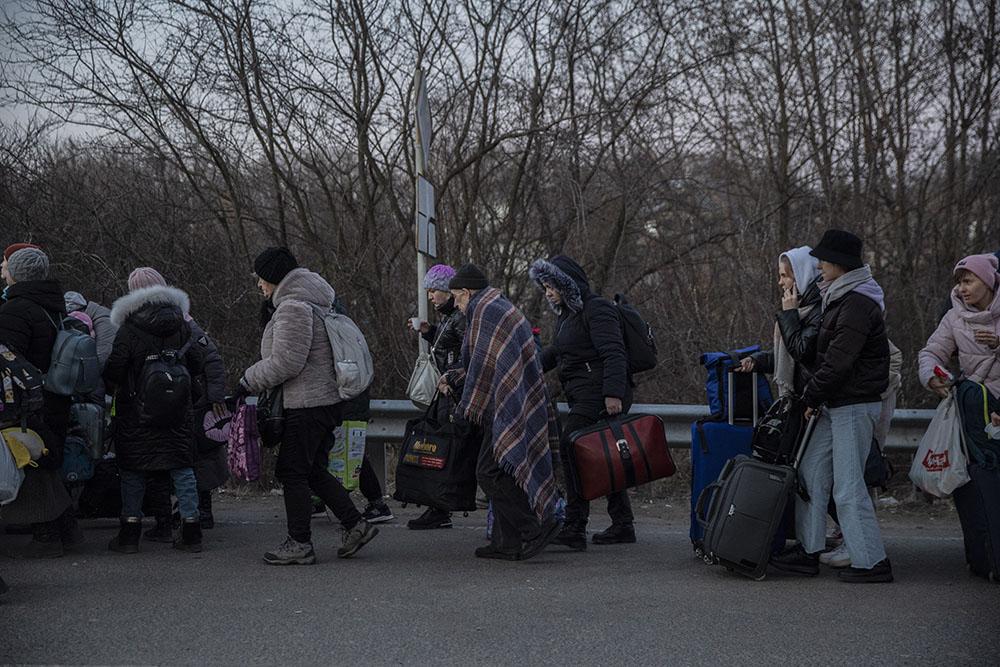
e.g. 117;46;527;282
0;279;72;469
533;256;630;419
804;291;889;409
751;277;823;395
421;298;467;374
104;286;209;472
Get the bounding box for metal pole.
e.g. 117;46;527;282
414;69;429;355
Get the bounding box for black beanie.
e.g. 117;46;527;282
448;264;489;290
253;247;299;284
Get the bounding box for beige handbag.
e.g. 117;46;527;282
407;350;441;408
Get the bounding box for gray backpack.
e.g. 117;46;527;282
45;313;100;396
310;304;374;400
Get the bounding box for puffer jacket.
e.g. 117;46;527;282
751;277;823;395
243;268;340;409
531;256;630;418
0;279;72;469
804;291;889;408
104;286;209;471
919;287;1000;397
421;297;467;374
84;301;118;367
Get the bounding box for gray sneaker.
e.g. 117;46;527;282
337;520;379;559
263;536;316;565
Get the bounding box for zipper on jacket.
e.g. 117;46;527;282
585;362;592;373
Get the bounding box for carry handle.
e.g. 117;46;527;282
694;481;723;528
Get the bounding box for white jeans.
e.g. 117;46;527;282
795;403;887;569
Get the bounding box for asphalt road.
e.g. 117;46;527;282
1;495;998;666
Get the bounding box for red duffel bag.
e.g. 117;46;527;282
567;414;676;501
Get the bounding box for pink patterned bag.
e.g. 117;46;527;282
227;399;262;482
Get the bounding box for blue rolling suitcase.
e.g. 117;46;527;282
690;420;753;556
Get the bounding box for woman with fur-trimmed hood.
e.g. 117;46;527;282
104;282;211;554
529;254;635;550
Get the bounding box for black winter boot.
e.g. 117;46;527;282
109;518;142;554
592;522;636;545
143;516;174;543
552;523;587;551
173;519;203;553
57;509;85;549
21;521;64;559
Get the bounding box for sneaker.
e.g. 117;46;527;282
263;536;316;565
769;544;820;576
819;542;852;568
407;507;453;530
838;559;894;583
552;526;587;551
338;521;379;558
826;525;844;549
474;544;520;561
361;501;394;524
592;523;636;545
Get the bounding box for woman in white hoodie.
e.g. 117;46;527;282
740;246;823;397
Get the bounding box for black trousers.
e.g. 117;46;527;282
277;405;361;543
477;426;542;553
560;412;634;532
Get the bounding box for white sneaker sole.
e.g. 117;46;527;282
365;514;394;524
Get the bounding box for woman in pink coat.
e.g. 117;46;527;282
918;253;1000;462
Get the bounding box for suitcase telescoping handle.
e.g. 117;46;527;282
792;406;821;502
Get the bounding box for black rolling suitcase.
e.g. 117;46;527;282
695;410;818;580
952;461;1000;582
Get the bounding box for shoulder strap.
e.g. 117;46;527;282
44;311;65;332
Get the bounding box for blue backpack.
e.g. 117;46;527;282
700;346;773;420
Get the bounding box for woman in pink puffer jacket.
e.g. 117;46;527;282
918;253;1000;460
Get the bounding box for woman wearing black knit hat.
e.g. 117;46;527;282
240;248;379;564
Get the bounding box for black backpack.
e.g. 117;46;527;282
585;294;658;374
0;343;45;428
133;330;194;427
613;294;658;373
751;395;805;465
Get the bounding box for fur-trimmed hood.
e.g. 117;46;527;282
110;285;191;338
529;255;590;313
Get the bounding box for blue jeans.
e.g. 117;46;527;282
795;403;887;569
120;468;199;521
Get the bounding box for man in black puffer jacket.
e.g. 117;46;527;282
530;255;634;550
0;245;77;557
104;283;210;554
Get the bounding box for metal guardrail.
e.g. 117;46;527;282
367;400;933;451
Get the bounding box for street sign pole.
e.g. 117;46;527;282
414;68;430;354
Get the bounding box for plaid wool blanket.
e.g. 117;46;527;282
458;287;557;519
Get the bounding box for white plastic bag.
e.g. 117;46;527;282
0;435;26;506
406;351;440;409
909;393;970;497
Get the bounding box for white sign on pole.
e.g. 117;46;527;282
416;175;436;258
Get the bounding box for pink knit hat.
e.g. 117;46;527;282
954;254;1000;291
128;266;167;292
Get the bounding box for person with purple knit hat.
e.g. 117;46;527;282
404;264;467;530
